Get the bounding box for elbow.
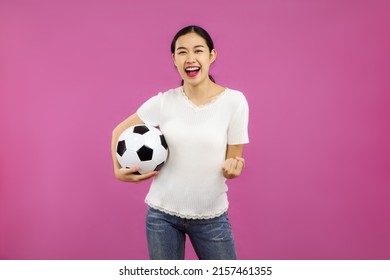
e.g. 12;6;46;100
112;125;121;137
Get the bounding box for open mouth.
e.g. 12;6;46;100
185;66;200;77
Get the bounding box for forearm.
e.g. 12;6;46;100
225;144;244;159
111;113;144;175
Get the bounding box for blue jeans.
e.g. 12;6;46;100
146;206;237;260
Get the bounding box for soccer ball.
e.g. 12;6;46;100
116;124;168;174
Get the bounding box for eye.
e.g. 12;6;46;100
195;49;203;53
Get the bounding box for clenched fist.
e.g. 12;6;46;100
221;157;245;179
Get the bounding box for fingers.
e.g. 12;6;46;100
235;157;245;168
116;167;159;183
122;166;140;174
222;157;245;179
133;171;159;182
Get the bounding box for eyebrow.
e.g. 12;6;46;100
175;45;206;51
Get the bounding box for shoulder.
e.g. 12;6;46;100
159;87;181;97
225;88;246;99
142;87;181;105
219;88;249;118
223;88;248;106
154;87;181;103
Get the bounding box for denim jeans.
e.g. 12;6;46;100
146;206;237;260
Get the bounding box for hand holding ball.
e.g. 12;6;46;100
116;125;168;174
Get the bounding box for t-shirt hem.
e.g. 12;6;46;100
145;200;228;220
228;139;250;145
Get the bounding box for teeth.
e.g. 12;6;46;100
185;67;200;72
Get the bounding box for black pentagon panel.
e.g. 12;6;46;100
133;125;149;135
137;145;153;161
160;135;168;150
117;140;127;156
154;162;165;171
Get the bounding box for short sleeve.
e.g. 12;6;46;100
227;94;249;145
137;93;162;127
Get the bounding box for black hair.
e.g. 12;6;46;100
171;25;216;85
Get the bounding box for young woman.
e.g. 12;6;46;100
111;25;249;259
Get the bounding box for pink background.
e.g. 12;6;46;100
1;0;389;260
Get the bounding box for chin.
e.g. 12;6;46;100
184;77;207;87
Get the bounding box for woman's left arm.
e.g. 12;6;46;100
221;144;245;179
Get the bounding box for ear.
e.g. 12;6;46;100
172;53;178;67
210;49;217;64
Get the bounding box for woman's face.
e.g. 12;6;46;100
172;32;216;87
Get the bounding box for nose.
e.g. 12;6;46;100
186;53;196;63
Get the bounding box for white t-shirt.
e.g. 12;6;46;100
137;87;249;219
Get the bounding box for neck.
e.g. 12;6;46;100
181;79;225;106
182;79;215;98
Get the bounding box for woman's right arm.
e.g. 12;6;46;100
111;113;159;183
